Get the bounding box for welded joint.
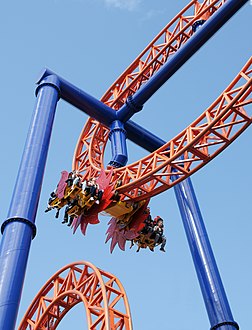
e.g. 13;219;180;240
126;95;143;113
116;95;143;122
1;217;37;239
35;74;61;100
210;321;239;330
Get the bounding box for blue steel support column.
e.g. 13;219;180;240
108;120;128;168
0;75;60;330
172;175;239;330
131;125;239;329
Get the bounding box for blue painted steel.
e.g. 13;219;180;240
116;95;143;122
34;3;248;156
37;68;116;126
0;75;60;330
128;125;238;329
117;0;248;112
37;69;167;152
36;2;248;146
108;120;128;167
35;0;249;155
126;120;165;152
172;175;239;329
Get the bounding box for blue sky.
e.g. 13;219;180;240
1;1;252;329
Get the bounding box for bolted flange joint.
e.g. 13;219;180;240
1;217;37;239
210;321;239;330
116;95;143;122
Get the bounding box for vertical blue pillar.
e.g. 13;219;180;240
0;75;60;330
173;176;239;330
108;120;128;167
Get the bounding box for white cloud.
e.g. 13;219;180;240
104;0;141;11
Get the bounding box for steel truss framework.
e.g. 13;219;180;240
73;0;252;201
18;262;132;330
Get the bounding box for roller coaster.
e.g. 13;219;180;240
0;1;251;329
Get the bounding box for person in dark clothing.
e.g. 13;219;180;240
152;218;166;252
141;207;154;235
62;198;78;226
65;172;74;187
89;178;103;204
44;191;60;219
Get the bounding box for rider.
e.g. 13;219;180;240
72;170;82;188
152;217;166;252
89;178;103;204
44;190;60;218
141;207;154;235
62;198;78;226
65;171;74;187
45;190;57;213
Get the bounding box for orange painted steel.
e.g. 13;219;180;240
73;1;252;201
18;262;132;330
101;0;215;109
113;58;252;199
74;0;223;169
75;58;252;201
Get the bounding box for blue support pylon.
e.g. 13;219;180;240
132;130;240;328
173;175;239;330
137;133;240;329
0;75;60;330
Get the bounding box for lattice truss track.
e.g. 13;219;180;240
18;262;132;330
73;0;252;201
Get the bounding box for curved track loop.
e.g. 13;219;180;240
18;262;132;330
113;57;252;199
74;0;224;173
73;1;252;202
78;58;252;201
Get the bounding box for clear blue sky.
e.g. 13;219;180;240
1;1;252;329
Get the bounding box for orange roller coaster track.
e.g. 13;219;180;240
74;56;252;201
73;0;252;202
74;0;223;174
101;0;216;108
18;262;132;330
